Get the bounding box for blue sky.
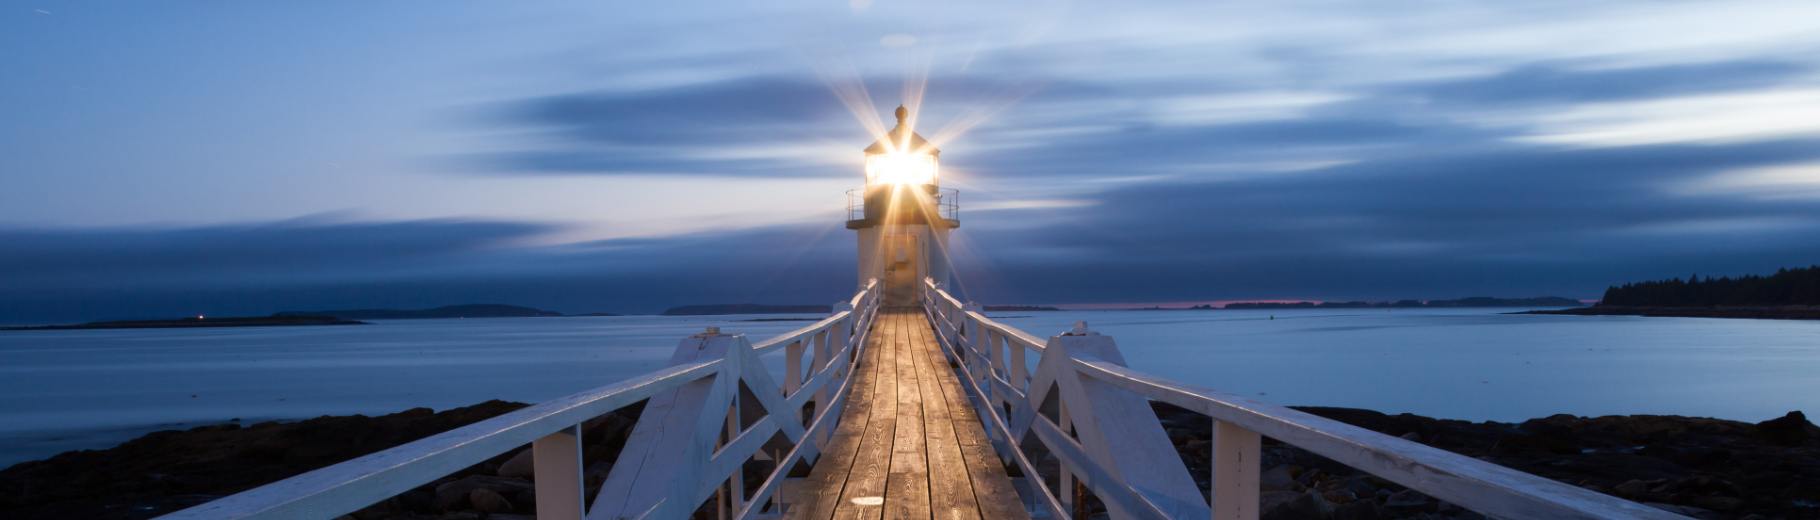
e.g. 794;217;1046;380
5;0;1820;322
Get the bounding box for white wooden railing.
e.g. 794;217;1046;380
162;280;885;520
918;279;1688;520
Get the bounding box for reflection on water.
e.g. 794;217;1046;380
3;309;1818;466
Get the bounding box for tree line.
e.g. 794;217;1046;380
1599;265;1820;307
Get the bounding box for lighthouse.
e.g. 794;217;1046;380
846;106;959;306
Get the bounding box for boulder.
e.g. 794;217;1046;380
1258;491;1305;520
1752;411;1820;446
1491;432;1577;455
1382;489;1437;516
1613;479;1650;498
498;448;536;478
1331;500;1381;520
1284;491;1333;519
1692;495;1742;511
1262;465;1303;492
470;488;514;514
435;475;532;511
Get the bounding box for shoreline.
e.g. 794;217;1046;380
4;402;1815;520
1520;305;1820;320
1;315;368;331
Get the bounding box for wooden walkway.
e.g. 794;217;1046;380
789;308;1031;520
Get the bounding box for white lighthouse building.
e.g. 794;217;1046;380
846;106;959;306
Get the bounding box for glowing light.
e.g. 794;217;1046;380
851;497;884;506
866;153;938;185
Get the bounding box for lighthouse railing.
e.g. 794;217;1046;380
161;280;885;520
918;278;1687;520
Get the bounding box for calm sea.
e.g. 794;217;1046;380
2;309;1816;467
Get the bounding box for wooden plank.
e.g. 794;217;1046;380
790;312;890;520
910;313;983;520
886;478;933;520
830;311;905;520
888;313;932;520
912;317;1031;520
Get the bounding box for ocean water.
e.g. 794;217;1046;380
3;309;1818;467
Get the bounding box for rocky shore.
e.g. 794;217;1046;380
1147;404;1820;520
5;400;1817;520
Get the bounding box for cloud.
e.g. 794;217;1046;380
1404;61;1811;106
0;219;859;325
1509;89;1820;148
1677;161;1820;199
949;137;1820;304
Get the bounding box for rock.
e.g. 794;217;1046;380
435;475;531;511
1613;479;1650;497
1262;465;1303;492
470;488;514;513
1383;489;1437;516
498;448;536;478
1166;428;1192;444
1399;432;1421;441
584;460;615;489
1691;495;1742;511
1284;491;1333;519
1752;411;1820;446
432;487;469;511
1643;502;1714;518
387;487;435;513
1332;500;1382;520
1491;432;1577;455
1332;477;1378;498
1259;491;1306;520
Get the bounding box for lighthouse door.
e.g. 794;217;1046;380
884;236;919;306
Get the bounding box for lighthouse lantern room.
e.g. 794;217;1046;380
847;106;958;306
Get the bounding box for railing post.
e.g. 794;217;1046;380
1211;420;1262;520
784;340;804;396
961;302;982;366
1059;400;1077;519
533;425;585;520
1007;333;1028;394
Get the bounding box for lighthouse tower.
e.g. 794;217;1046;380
846;106;959;306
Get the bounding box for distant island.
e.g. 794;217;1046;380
661;304;832;316
275;304;562;320
1218;296;1584;310
1525;265;1820;320
982;305;1061;311
1;315;366;331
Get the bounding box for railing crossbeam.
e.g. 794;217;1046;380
917;277;1690;520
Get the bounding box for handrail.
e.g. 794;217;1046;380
163;279;886;520
917;278;1687;520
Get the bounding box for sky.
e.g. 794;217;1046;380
4;0;1820;323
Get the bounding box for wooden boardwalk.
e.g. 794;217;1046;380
789;308;1031;520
